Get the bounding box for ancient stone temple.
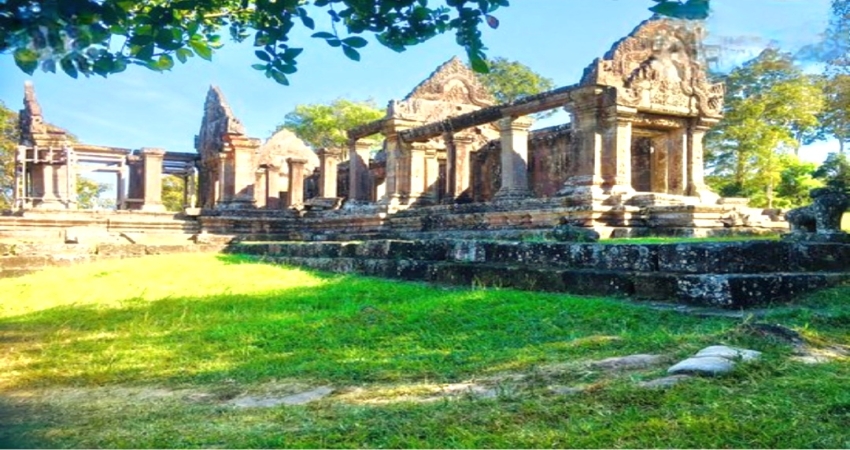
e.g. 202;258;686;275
14;82;198;212
346;57;500;208
195;86;317;210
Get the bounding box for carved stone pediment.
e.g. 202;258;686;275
195;86;247;159
403;57;494;107
580;18;723;118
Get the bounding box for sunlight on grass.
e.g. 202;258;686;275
2;254;849;448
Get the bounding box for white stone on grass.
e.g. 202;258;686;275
589;354;666;371
695;345;761;362
667;356;736;376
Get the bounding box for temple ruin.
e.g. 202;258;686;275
5;18;784;240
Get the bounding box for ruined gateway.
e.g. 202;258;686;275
5;18;844;308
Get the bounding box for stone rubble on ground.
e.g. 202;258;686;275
667;345;762;376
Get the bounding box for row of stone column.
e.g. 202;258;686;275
335;115;535;208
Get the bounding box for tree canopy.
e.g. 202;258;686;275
279;98;385;154
705;49;824;208
0;102;16;210
476;57;554;118
2;0;709;84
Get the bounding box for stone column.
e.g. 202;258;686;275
140;147;166;212
229;136;260;208
348;139;373;202
287;158;308;207
667;128;688;196
424;148;440;205
557;88;606;201
600;106;636;195
318;148;341;198
380;118;418;206
687;119;720;204
407;142;428;205
445;133;476;202
494;116;533;200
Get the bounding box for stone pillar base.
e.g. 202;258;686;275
140;204;167;213
493;187;531;201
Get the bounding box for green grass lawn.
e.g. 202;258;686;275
1;254;849;448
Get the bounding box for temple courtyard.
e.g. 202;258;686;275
1;253;849;448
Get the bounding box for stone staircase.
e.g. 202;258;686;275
225;239;850;308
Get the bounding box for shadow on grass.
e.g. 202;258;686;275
0;254;739;391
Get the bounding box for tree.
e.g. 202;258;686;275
1;1;709;85
162;175;188;212
0;102;17;210
1;0;510;85
280;99;385;154
76;177;109;209
814;152;850;190
705;49;824;207
477;57;555;104
775;156;824;208
476;57;554;117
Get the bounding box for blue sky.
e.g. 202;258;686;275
0;0;835;163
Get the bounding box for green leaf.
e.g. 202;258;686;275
270;69;290;85
469;54;490;74
157;54;174;70
93;56;114;76
13;48;39;74
60;57;79;78
251;63;268;71
327;38;341;48
298;8;315;29
281;47;304;62
189;40;212;60
342;45;361;62
135;43;155;61
255;50;272;62
175;48;193;63
311;32;336;40
343;36;368;49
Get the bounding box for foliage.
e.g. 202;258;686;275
476;56;554;117
0;102;17;210
774;156;824;208
0;0;510;85
76;176;109;209
476;57;554;104
2;253;850;448
1;1;712;85
814;152;850;190
705;49;824;207
279;98;384;152
162;174;187;211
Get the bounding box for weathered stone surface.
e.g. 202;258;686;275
667;356;736;376
785;187;849;236
552;224;600;242
589;354;666;371
695;345;761;362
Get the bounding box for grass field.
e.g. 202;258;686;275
1;253;849;448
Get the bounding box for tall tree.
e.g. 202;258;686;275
279;99;385;156
1;1;709;84
476;57;555;118
76;177;109;209
477;57;555;104
705;49;824;207
0;102;17;210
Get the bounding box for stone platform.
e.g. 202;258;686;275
224;239;850;308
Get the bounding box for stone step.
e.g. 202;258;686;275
228;239;850;274
264;255;850;308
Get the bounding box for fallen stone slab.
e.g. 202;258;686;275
667;356;736;376
636;375;693;389
695;345;762;362
589;354;666;371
